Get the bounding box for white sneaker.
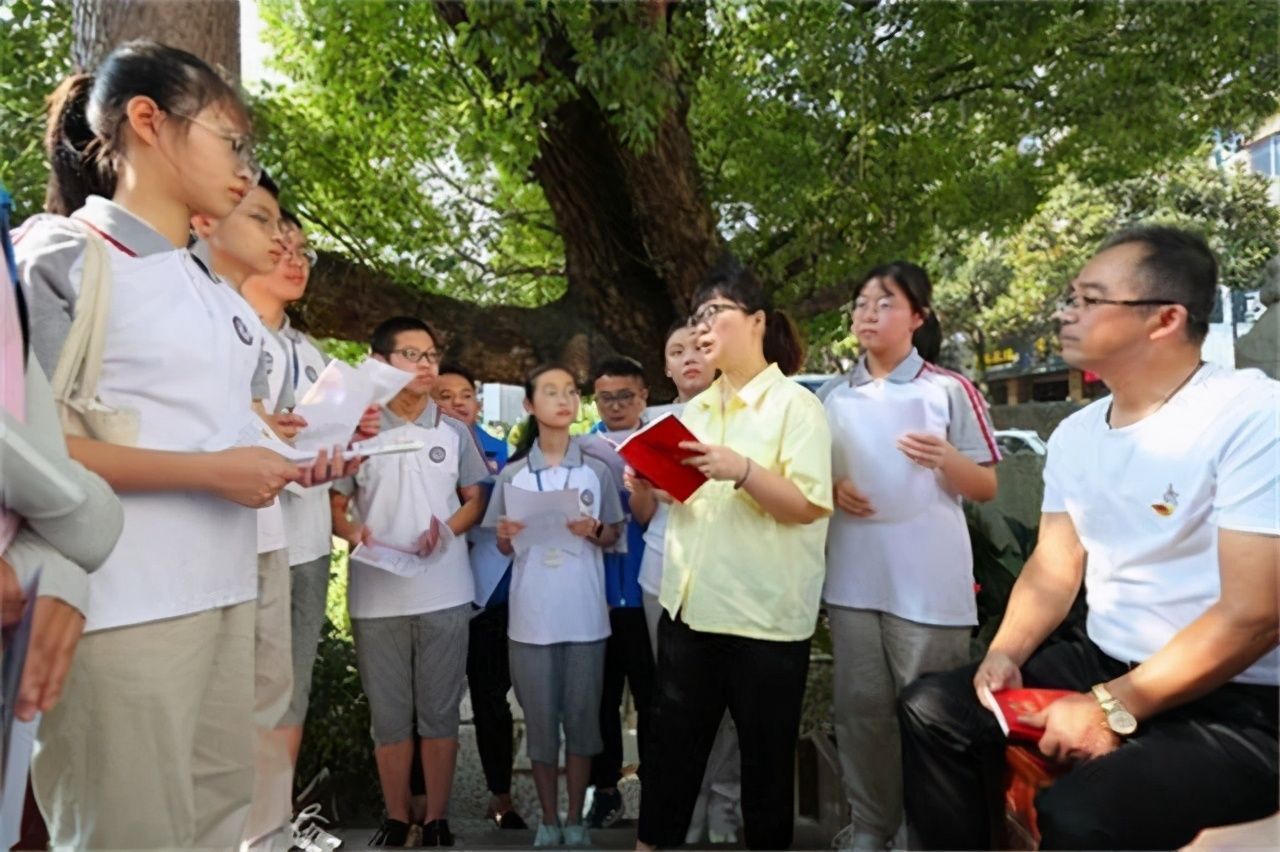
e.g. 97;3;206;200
290;804;343;852
562;823;592;847
832;824;891;851
534;821;563;847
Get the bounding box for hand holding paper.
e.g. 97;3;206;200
291;359;413;454
502;484;583;555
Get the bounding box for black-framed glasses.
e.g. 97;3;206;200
688;301;746;328
168;111;261;182
1056;292;1182;315
597;390;638;407
390;347;442;365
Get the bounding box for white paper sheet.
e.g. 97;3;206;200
827;395;940;523
350;524;455;579
502;485;584;556
291;359;413;454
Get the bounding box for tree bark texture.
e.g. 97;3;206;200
72;0;241;80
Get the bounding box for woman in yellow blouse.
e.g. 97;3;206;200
633;260;833;851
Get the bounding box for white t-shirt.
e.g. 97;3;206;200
337;401;488;619
1042;364;1279;686
267;319;334;566
17;236;261;631
482;439;625;645
639;403;684;596
820;350;1001;626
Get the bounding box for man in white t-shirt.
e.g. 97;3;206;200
900;226;1278;850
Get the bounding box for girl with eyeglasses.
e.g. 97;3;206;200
482;364;625;847
817;262;999;850
637;260;833;851
14;40;311;849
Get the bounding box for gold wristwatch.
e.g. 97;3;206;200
1091;683;1138;736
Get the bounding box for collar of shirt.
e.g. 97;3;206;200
695;361;787;412
848;348;925;386
526;438;585;473
275;313;305;344
73;196;176;257
381;398;443;430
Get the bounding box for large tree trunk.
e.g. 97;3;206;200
70;0;724;394
309;0;725;391
72;0;240;78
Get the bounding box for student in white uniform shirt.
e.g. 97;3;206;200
483;364;625;848
816;262;999;851
241;209;342;770
194;174;361;849
14;42;314;849
627;320;743;844
901;226;1279;850
331;317;488;848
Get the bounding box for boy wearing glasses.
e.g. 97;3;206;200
331;317;488;847
900;227;1279;850
579;357;656;828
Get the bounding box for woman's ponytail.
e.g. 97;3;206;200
509;416;540;464
43;73;113;215
913;311;943;364
764;308;806;376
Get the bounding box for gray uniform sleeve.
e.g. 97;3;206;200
481;464;521;527
2;359;123;570
591;460;626;526
4;527;91;615
331;475;358;497
444;415;489;488
13;215;88;378
942;375;1001;464
251;342;271;402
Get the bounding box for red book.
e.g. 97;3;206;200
984;688;1076;743
612;412;708;503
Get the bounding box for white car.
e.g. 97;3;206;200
793;373;838;394
994;429;1048;457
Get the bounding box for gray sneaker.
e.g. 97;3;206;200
562;823;592;847
534;821;563;847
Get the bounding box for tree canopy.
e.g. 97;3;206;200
3;0;1277;387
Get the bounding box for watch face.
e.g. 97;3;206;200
1109;709;1138;736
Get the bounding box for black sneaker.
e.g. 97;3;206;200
368;817;411;847
586;787;624;829
420;819;455;847
497;810;529;830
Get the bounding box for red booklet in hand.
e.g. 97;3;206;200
984;688;1076;743
612;412;708;503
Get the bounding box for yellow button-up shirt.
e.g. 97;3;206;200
661;363;833;641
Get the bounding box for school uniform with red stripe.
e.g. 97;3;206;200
817;348;1001;627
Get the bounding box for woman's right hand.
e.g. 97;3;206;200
834;478;875;517
496;517;526;542
207;447;302;508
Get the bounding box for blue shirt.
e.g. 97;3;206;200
587;421;646;608
474;424;509;474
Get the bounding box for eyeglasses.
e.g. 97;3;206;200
169;111;261;182
289;243;318;266
390;347;442;365
688;302;746;328
852;296;902;316
244;210;285;238
597;390;638;407
1056;291;1182;316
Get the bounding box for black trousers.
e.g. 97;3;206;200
899;637;1279;850
637;613;810;850
467;603;515;796
591;606;657;789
